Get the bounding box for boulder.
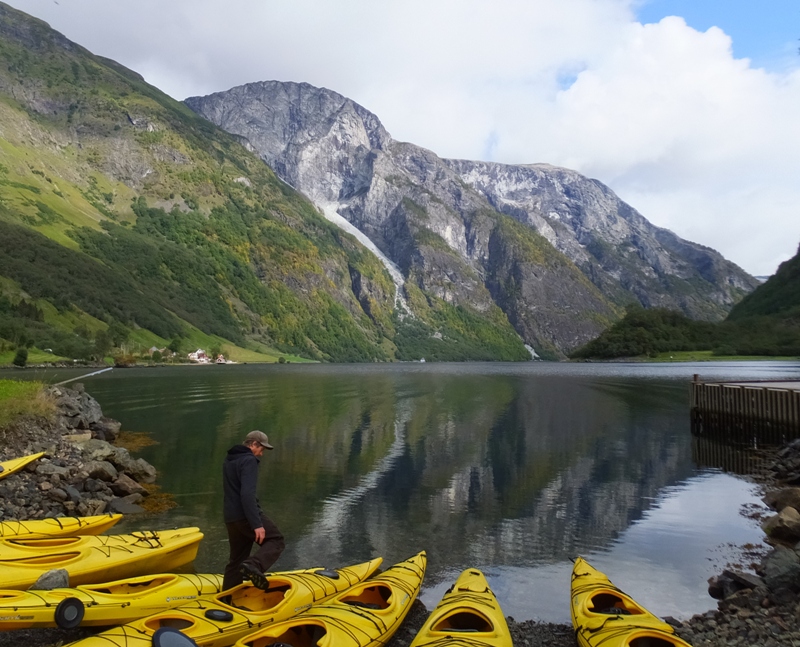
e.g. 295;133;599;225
83;478;107;493
47;488;68;502
90;417;122;442
78;392;103;426
724;570;765;590
80;439;116;462
125;458;157;484
35;462;70;477
83;498;109;515
63;484;82;504
762;545;800;593
716;585;771;615
762;507;800;542
763;488;800;513
63;432;93;444
29;568;69;590
708;570;764;600
109;446;132;469
110;473;146;497
84;460;118;482
106;496;145;514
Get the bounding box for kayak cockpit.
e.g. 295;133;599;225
588;592;644;615
341;585;391;610
144;616;195;632
242;620;327;647
85;575;178;595
432;610;493;633
225;583;291;612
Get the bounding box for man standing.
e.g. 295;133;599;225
222;430;285;591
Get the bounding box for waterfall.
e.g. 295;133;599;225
319;203;412;318
525;344;540;360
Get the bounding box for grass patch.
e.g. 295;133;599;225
0;379;55;428
0;347;69;365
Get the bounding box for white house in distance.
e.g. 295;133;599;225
188;349;210;363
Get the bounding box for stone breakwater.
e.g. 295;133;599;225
0;383;157;521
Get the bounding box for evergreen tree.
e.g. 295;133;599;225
12;347;28;367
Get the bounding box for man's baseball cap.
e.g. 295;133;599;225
245;430;274;450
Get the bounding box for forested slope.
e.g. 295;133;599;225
571;244;800;359
0;2;516;363
728;243;800;322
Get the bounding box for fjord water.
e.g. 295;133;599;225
44;361;800;621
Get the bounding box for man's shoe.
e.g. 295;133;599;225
240;562;269;590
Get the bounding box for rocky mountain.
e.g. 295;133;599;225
0;3;410;363
186;81;758;356
0;2;541;363
443;160;758;317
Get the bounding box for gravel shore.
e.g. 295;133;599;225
2;386;800;647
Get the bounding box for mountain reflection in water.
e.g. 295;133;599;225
52;360;800;623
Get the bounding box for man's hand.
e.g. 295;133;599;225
254;526;265;544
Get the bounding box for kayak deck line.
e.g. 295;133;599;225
0;514;122;539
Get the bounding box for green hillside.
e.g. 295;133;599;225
0;2;530;364
571;243;800;360
727;243;800;322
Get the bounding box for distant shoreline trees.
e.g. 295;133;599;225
570;305;800;360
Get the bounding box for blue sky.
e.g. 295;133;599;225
636;0;799;69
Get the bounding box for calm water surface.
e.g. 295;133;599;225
15;361;800;622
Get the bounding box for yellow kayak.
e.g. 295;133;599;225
235;551;427;647
571;557;693;647
0;514;122;539
0;452;44;480
409;567;511;647
0;572;224;630
68;557;384;647
0;527;203;590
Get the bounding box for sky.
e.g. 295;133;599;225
7;0;800;276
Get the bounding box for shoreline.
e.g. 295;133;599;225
2;353;799;371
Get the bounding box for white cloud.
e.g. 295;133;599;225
7;0;800;275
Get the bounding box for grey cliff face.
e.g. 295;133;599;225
185;81;389;204
185;81;756;355
444;160;759;318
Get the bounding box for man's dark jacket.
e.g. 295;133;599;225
222;445;263;530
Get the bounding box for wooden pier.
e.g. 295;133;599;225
690;377;800;447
